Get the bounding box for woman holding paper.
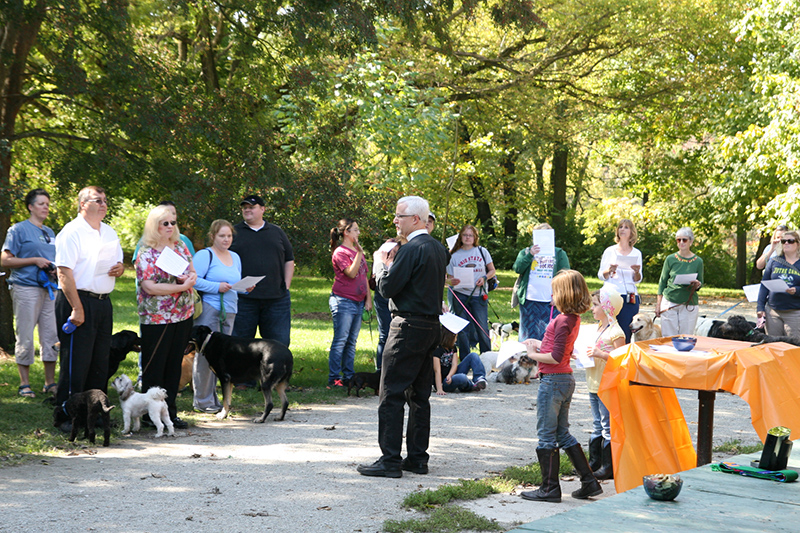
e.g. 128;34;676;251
447;225;496;358
656;227;703;336
597;218;642;342
328;218;372;388
514;223;570;341
191;219;244;413
757;230;800;336
136;205;196;428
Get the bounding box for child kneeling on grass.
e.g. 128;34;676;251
520;269;602;503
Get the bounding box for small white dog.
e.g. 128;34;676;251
111;374;174;437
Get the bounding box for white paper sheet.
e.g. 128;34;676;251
496;341;528;368
743;283;761;302
377;241;398;255
453;267;474;290
231;276;264;292
572;324;598;369
615;254;639;269
154;245;189;277
673;273;698;285
762;278;791;293
94;239;121;277
439;312;470;334
446;234;458;251
532;229;555;256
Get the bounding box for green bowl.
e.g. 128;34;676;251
643;474;683;501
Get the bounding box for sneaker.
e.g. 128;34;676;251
474;379;487;391
171;417;189;429
327;379;345;389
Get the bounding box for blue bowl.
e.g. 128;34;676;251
672;336;697;351
643;474;683;501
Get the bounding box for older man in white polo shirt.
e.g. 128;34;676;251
54;186;124;410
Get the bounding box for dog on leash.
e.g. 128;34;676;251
630;313;662;342
186;325;293;423
347;371;381;397
495;355;537;384
718;315;800;346
106;330;142;380
53;389;114;447
111;374;174;437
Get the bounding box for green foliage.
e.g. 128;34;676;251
713;439;764;455
106;199;154;255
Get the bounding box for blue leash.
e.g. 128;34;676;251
714;301;744;318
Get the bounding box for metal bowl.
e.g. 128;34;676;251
672;336;697;351
643;474;683;501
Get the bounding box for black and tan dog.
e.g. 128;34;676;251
53;389;114;447
347;371;381;397
186;325;293;423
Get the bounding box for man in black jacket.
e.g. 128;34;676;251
358;196;447;478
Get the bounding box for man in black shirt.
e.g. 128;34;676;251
357;196;447;478
229;195;295;347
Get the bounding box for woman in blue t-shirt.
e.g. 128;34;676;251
757;230;800;337
192;220;244;413
0;189;59;398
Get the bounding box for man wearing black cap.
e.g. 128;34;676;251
230;195;295;347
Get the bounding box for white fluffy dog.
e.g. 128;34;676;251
111;374;174;437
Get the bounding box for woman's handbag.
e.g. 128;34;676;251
511;274;522;308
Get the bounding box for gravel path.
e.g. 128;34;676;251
0;302;760;533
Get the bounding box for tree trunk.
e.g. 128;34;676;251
501;147;519;240
0;0;47;351
736;218;746;289
460;120;494;236
549;141;568;232
750;234;770;284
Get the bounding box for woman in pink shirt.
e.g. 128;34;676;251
520;270;602;504
328;218;372;388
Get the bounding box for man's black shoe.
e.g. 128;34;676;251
171;417;188;429
357;460;402;478
401;458;428;475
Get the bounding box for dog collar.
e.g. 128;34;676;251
197;334;212;355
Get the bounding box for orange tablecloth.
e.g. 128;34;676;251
597;336;800;493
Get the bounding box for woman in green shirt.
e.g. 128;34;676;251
656;227;704;336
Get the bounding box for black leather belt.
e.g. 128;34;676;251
78;290;110;300
392;312;439;320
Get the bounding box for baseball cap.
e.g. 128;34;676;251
240;194;265;206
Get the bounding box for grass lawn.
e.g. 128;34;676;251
0;268;744;462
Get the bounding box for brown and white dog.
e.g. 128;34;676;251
630;313;662;342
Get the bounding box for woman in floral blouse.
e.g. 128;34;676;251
136;205;197;429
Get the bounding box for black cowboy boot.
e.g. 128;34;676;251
593;440;614;480
521;447;561;503
564;443;603;499
588;436;603;472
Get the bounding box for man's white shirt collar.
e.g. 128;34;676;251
406;229;428;241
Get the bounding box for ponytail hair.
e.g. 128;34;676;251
331;218;356;252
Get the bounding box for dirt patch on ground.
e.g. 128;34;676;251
293;311;331;321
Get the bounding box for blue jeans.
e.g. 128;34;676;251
328;295;364;383
373;291;391;370
232;290;291;346
536;373;578;450
519;299;559;341
589;392;611;441
442;352;487;392
451;290;490;358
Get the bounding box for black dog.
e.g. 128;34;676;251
107;330;142;380
718;315;800;346
347;371;381;397
53;389;114;447
187;325;293;423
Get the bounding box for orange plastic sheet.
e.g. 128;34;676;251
598;336;800;493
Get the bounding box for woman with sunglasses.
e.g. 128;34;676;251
656;227;704;336
136;205;197;429
1;189;58;398
757;230;800;336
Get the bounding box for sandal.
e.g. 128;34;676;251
18;385;36;398
43;383;58;395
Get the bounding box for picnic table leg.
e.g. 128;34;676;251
697;390;716;466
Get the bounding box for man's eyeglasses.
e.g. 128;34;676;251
394;214;415;218
781;238;797;244
676;238;690;243
161;220;177;227
85;198;107;205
